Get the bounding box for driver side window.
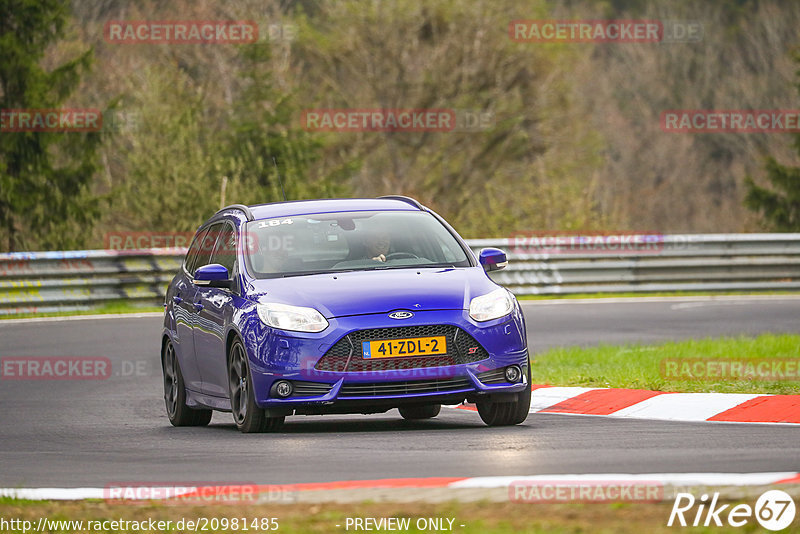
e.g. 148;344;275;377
184;227;209;275
210;223;236;274
191;223;223;276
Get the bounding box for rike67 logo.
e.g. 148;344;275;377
668;490;796;531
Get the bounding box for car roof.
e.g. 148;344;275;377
245;197;423;221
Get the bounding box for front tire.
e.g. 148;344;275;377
228;338;284;433
476;363;532;426
163;339;212;427
399;404;441;420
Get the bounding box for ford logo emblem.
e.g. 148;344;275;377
389;311;414;320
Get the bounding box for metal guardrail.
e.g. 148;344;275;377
472;233;800;295
0;249;182;315
1;234;799;315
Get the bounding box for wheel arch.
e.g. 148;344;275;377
160;333;171;370
225;327;243;365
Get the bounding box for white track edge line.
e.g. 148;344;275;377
0;312;163;325
2;473;798;500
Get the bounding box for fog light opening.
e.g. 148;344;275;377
274;380;293;398
505;365;522;383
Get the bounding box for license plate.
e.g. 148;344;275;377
362;336;447;359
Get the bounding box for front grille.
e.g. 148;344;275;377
476;367;507;384
292;381;333;397
338;377;472;397
315;325;489;372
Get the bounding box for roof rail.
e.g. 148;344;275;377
217;204;254;221
378;195;424;209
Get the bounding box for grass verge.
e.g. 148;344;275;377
531;333;800;394
0;499;782;533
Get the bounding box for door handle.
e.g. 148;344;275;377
194;302;204;311
172;296;183;304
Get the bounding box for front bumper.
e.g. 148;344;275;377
239;307;529;410
265;359;529;403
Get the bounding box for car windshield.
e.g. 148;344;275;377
245;210;471;278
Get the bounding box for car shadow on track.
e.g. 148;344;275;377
198;411;496;434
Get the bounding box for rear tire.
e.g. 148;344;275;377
399;404;441;420
228;338;284;433
162;339;212;427
476;363;532;426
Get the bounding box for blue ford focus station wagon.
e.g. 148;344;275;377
161;196;530;433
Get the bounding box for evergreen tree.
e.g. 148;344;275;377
745;153;800;231
744;51;800;231
0;0;101;251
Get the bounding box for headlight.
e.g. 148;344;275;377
469;288;514;322
256;303;329;332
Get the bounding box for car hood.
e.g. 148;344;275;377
247;267;498;318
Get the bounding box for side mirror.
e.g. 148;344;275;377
193;263;232;289
478;248;508;272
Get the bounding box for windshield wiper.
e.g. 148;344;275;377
275;264;458;277
279;270;341;278
359;263;457;271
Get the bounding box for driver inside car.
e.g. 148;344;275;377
364;228;391;262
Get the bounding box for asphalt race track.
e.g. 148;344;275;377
1;297;798;487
